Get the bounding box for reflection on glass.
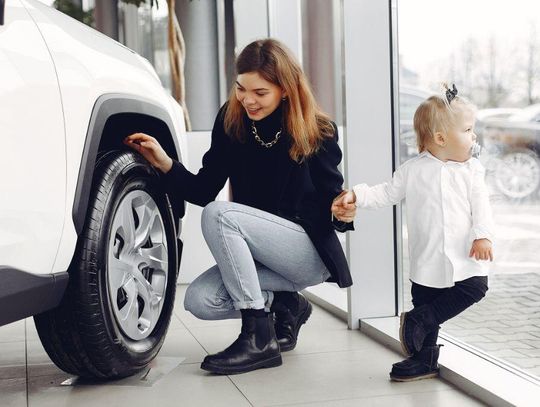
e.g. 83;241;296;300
119;1;171;91
399;0;540;379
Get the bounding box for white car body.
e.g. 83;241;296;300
1;0;189;342
0;0;186;281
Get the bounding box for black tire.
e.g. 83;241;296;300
34;151;178;379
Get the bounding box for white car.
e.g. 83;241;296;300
0;0;188;379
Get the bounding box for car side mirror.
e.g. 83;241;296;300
0;0;5;26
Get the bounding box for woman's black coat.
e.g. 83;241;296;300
162;105;354;288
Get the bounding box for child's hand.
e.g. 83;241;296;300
331;190;357;223
469;239;493;261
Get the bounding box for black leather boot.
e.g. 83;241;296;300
200;310;282;375
390;345;441;382
400;304;439;356
271;292;312;352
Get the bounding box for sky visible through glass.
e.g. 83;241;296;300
398;0;540;106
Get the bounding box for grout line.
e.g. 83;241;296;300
226;376;255;407
173;311;254;406
171;312;210;355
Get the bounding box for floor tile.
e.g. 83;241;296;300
278;388;485;406
229;348;455;406
286;324;387;356
157;324;209;365
26;340;53;366
25;319;40;342
27;363;251;407
184;323;242;356
27;364;64;379
0;365;26;381
0;320;26;343
0;341;26;373
0;377;27;407
303;303;348;331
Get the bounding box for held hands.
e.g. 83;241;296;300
123;133;173;173
469;239;493;261
331;190;357;223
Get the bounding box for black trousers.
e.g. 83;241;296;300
411;276;488;347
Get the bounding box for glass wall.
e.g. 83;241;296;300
119;1;171;91
398;0;540;378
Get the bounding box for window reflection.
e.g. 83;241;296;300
119;1;171;91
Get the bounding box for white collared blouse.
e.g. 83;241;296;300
353;151;495;288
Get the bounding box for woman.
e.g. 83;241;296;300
124;38;356;375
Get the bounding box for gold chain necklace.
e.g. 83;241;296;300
251;121;282;148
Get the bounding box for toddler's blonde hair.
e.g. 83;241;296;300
413;84;476;153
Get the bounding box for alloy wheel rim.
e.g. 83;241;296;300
495;152;540;199
107;190;168;340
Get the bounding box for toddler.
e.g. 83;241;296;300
338;84;494;381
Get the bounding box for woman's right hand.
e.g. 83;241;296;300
124;133;173;173
331;190;357;223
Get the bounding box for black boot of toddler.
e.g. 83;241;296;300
390;345;441;382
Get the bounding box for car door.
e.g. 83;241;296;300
0;0;65;276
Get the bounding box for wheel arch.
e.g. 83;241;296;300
72;94;185;236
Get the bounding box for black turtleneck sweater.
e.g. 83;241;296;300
236;104;289;215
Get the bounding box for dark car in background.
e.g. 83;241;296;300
480;104;540;200
475;108;521;146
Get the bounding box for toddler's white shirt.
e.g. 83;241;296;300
353;151;494;288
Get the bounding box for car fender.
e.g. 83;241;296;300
51;93;186;275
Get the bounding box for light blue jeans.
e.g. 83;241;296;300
184;201;331;320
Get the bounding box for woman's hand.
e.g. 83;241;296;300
331;190;357;223
469;239;493;261
124;133;173;173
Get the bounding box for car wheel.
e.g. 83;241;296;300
494;148;540;200
34;150;178;379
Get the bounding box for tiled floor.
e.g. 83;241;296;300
0;285;485;407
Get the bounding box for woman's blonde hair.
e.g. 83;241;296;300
413;84;476;153
223;38;334;162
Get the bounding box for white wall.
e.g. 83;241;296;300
178;131;229;283
268;0;302;62
233;0;269;51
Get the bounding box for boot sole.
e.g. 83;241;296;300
399;312;413;357
390;371;439;382
200;354;283;375
279;302;313;352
